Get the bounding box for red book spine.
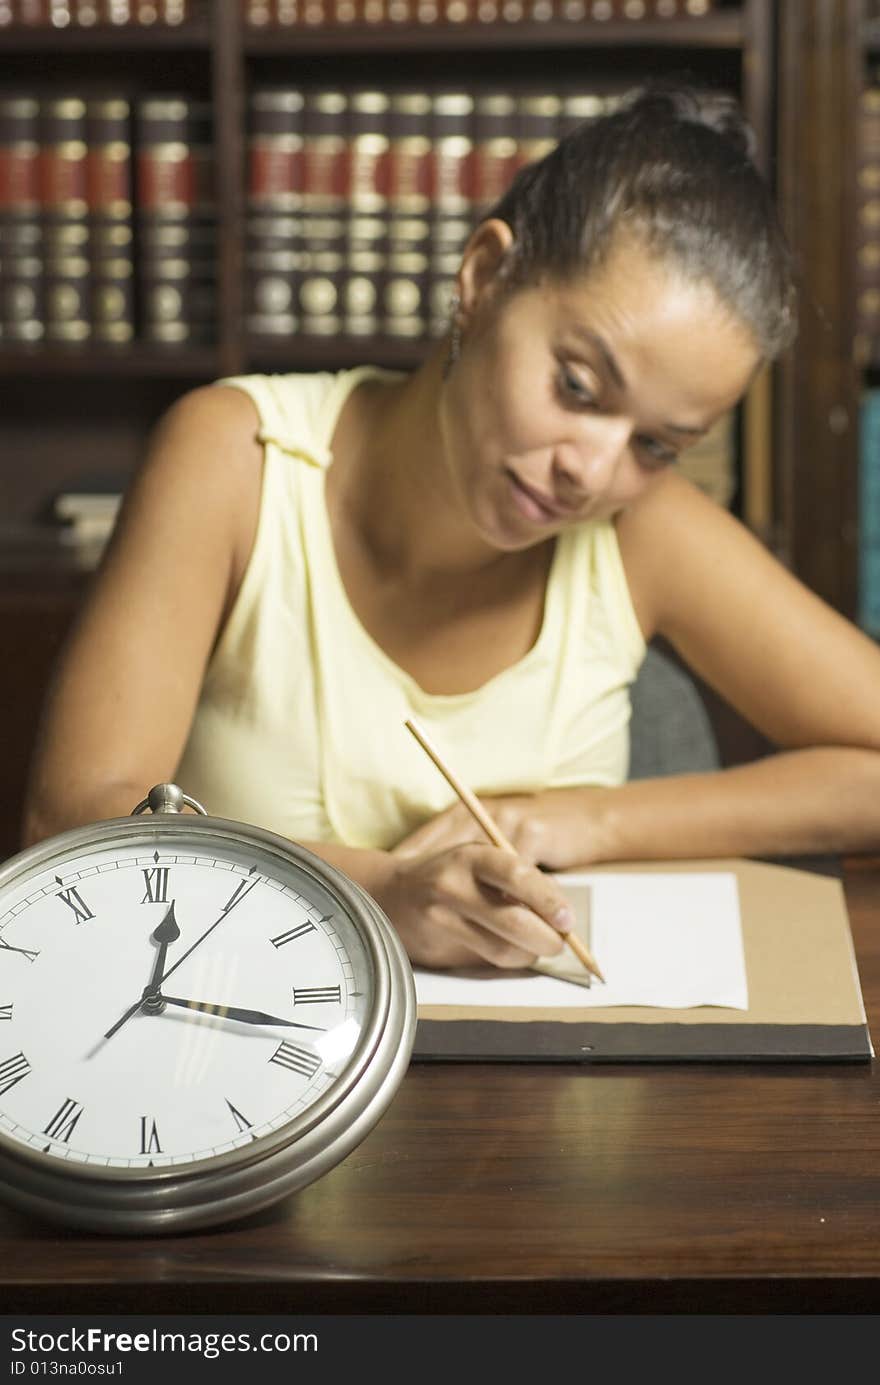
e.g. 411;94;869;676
245;87;304;336
15;1;51;23
0;94;43;344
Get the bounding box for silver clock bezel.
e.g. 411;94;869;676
0;812;417;1233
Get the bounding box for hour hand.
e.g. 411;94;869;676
160;995;325;1031
145;903;181;993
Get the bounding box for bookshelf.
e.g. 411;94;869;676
0;0;796;857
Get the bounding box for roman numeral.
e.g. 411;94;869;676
0;935;39;963
43;1097;84;1143
141;865;170;904
221;869;259;915
270;921;315;948
292;985;341;1005
0;1051;31;1096
139;1116;161;1155
225;1098;253;1134
0;1004;11;1021
269;1041;321;1079
54;878;94;925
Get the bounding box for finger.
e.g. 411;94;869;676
430;853;567;959
467;845;576;936
419;903;539;970
457;916;539;969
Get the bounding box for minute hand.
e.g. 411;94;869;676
155;876;260;991
160;995;325;1030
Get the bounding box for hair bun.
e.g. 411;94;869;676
621;82;757;163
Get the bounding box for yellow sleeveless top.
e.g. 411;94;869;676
175;368;647;849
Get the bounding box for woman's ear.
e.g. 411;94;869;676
457;219;515;318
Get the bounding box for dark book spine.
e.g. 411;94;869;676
298;88;348;335
345;89;389;337
859;390;880;637
242;1;271;26
41;96;91;344
428;91;473;337
135;94;216;345
556;90;611;139
87;96;134;345
515;92;560;171
472;92;518;221
384;91;431;339
245;87;304;336
100;1;134;23
856;86;880;365
0;94;43;343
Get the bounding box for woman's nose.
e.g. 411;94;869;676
554;417;632;491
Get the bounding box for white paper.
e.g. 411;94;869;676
414;871;748;1011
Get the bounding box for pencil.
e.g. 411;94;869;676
404;716;605;984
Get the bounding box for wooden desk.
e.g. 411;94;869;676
2;858;880;1315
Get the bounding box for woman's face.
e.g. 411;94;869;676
438;232;761;551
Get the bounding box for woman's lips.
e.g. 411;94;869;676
506;469;569;523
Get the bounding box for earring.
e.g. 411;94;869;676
443;292;462;378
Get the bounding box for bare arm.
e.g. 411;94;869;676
22;383;265;845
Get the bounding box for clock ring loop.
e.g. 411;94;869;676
130;783;208;817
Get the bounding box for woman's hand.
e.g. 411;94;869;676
392;789;606;873
377;840;577;971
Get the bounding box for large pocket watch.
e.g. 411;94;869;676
0;784;416;1234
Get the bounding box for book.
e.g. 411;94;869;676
859;389;880;638
298;88;348;336
40;96;91;345
86;97;134;345
855;85;880;366
135;93;216;345
0;94;43;344
245;86;304;335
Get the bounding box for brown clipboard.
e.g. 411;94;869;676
412;858;873;1063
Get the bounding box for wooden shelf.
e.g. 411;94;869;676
242;14;745;58
245;334;431;373
0;19;212;53
0;345;222;379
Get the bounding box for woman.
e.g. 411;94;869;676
23;85;880;971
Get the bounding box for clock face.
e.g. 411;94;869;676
0;821;379;1174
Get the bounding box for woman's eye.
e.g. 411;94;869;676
557;366;596;406
635;435;677;467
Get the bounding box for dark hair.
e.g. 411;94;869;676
487;83;796;359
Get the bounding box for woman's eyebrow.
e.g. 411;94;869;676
570;326;626;389
569;326;708;437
